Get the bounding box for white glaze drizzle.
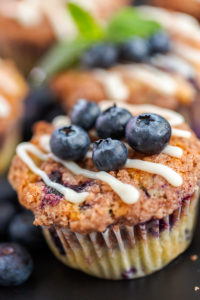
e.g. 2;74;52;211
173;42;200;65
117;64;177;96
17;142;139;205
125;159;183;187
124;142;183;159
16;143;88;204
52;115;71;128
150;54;196;79
52;157;140;204
94;69;129;102
99;101;191;138
162;145;183;158
138;6;200;42
172;128;191;138
99;101;184;126
0;95;10;118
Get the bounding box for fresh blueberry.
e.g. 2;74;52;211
92;138;128;171
81;43;118;69
0;201;17;236
0;243;33;286
8;211;44;249
126;113;171;155
71;99;100;131
50;125;90;160
96;105;132;139
149;31;171;54
120;38;150;62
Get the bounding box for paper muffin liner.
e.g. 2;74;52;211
43;188;199;280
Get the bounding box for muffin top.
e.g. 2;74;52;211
9;101;200;233
50;5;200;112
0;59;28;134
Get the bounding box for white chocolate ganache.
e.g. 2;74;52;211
16;102;192;206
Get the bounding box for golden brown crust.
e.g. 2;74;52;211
9;117;200;234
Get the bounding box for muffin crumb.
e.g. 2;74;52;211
190;254;198;261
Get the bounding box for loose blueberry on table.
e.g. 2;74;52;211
0;243;33;286
8;211;43;250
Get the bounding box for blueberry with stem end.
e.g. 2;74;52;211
50;125;90;161
92;138;128;171
126;113;171;155
96;105;132;139
71;99;100;131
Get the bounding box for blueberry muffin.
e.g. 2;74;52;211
0;0;130;74
150;0;200;20
0;59;27;175
9;100;200;279
50;5;200;137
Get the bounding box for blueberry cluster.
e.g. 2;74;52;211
0;197;44;286
81;31;170;69
50;99;171;172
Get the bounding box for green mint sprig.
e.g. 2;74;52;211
29;5;162;85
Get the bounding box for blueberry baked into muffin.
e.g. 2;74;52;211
0;0;130;74
43;5;200;137
9;100;200;279
0;59;27;175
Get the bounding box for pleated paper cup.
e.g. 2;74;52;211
43;188;199;280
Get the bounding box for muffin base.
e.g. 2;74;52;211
44;189;199;280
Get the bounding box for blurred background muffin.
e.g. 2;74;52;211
0;59;27;175
0;0;130;74
150;0;200;20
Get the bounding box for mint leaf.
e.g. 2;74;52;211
68;3;104;40
30;36;93;84
106;7;162;43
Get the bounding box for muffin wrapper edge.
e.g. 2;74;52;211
43;188;199;280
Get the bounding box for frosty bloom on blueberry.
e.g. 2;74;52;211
81;43;118;69
126;113;172;155
92;138;128;172
50;125;90;161
71;99;100;131
96;105;132;139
